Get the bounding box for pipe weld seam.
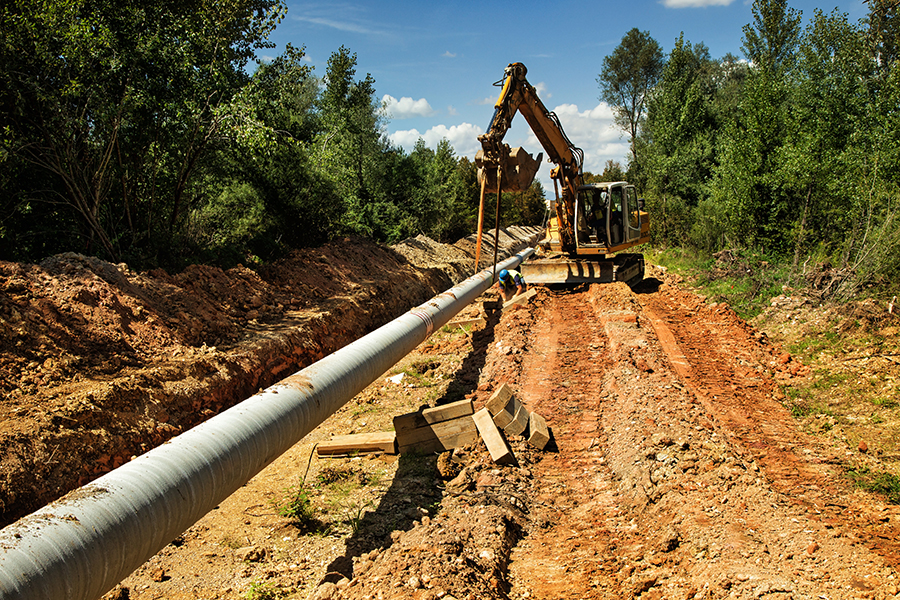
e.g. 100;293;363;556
409;308;434;336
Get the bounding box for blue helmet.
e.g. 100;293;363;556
499;269;509;280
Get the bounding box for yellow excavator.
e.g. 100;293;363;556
475;62;650;285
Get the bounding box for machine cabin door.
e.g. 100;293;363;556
623;185;642;243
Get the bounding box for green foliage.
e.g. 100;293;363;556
245;580;285;600
0;0;287;265
271;484;316;528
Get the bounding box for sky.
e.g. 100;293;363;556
264;0;869;192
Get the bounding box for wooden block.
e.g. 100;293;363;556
422;399;474;424
492;398;517;429
472;408;514;465
318;432;397;455
396;415;478;455
485;383;514;415
527;412;551;450
504;403;530;437
502;287;537;310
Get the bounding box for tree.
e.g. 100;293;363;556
640;35;717;246
0;0;287;263
598;28;665;163
711;0;802;251
741;0;802;74
315;46;389;239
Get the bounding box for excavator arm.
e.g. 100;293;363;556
475;62;585;252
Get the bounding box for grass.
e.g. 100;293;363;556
648;246;794;320
245;580;285;600
846;467;900;504
271;484;316;529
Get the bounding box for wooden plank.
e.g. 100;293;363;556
317;432;397;455
492;398;516;429
398;426;479;455
527;411;551;450
502;287;537;311
472;408;514;465
393;411;429;436
396;415;478;454
504;403;530;437
485;383;514;415
447;317;486;330
422;399;474;424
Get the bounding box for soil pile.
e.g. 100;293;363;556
0;228;541;525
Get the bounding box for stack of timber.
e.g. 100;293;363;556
393;399;479;455
483;383;551;452
317;384;551;462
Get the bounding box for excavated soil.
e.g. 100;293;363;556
0;228;539;526
3;233;900;600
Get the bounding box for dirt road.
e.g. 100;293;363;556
110;274;900;600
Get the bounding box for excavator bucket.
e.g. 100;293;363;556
475;146;542;193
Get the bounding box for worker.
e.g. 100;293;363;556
497;268;526;302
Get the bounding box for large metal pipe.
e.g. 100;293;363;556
0;247;534;600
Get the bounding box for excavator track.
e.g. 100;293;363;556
520;253;644;287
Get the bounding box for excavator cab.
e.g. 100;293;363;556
573;182;645;254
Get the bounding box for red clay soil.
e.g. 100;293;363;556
0;230;538;527
3;235;900;600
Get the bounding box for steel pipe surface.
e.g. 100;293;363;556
0;248;534;600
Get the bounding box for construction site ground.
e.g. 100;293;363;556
2;230;900;600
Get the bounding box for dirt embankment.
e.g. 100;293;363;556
0;227;541;526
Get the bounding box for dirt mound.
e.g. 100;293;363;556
0;229;540;526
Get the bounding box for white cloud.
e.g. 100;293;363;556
382;95;436;119
443;51;457;58
533;82;551;99
661;0;733;7
518;102;628;182
389;123;484;157
447;106;458;116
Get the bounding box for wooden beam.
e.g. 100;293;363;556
504;403;530;437
317;432;398;456
447;317;486;330
422;399;474;424
492;398;517;429
486;383;514;415
472;408;514;465
527;412;551;450
396;415;479;455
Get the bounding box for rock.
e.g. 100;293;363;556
651;432;673;447
103;585;130;600
408;575;422;589
149;567;166;582
806;541;819;555
858;440;868;453
308;582;340;600
235;545;266;563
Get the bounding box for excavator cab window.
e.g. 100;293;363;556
609;187;624;246
624;186;642;243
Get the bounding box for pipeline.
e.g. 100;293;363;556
0;247;535;600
